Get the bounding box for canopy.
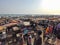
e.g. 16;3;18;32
0;26;6;31
12;26;19;31
3;23;18;27
23;22;30;26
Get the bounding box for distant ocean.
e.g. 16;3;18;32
0;14;41;17
0;14;59;17
0;14;27;17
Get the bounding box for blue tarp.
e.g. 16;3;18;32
23;28;29;35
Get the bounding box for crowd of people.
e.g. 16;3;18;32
0;17;60;45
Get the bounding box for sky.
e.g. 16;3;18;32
0;0;41;14
0;0;60;14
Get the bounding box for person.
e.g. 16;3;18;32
30;21;37;32
27;32;32;45
12;26;20;43
0;40;2;45
45;27;49;35
1;31;6;45
16;33;23;45
54;23;60;45
23;28;29;44
34;30;42;45
45;24;54;42
45;24;53;34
